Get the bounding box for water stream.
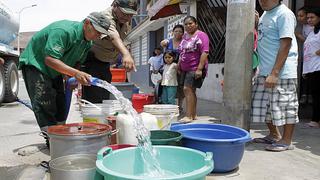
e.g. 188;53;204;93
93;79;167;177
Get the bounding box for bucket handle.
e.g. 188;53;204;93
108;129;119;137
205;152;213;166
233;137;252;144
97;147;113;160
80;99;102;111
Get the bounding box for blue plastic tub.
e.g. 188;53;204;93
171;123;251;173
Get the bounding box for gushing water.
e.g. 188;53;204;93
94;79;166;177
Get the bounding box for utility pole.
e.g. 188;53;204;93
17;4;37;54
223;0;255;130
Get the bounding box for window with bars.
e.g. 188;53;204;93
197;0;227;64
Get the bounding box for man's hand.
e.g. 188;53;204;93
195;69;203;79
264;74;278;88
74;71;92;86
160;39;169;49
122;54;135;72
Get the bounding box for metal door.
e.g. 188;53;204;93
197;0;227;63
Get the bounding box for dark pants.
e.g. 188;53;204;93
21;65;66;128
81;51;112;103
309;71;320;122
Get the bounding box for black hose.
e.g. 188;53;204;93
16;98;33;110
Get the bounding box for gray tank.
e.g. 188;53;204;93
0;1;19;45
0;1;20;104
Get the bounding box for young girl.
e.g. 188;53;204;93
161;50;178;105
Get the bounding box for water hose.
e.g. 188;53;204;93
16;98;33;110
16;77;99;118
64;77;99;118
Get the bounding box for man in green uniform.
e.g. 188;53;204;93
82;0;137;103
19;12;110;146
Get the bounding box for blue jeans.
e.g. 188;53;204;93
161;86;177;104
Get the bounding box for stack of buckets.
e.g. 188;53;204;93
143;104;179;130
80;99;123;124
80;99;123;144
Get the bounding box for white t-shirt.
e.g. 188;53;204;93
303;31;320;74
303;24;313;38
148;54;163;71
161;63;178;86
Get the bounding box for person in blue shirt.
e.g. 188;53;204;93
252;0;299;152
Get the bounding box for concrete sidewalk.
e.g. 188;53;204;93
0;81;319;180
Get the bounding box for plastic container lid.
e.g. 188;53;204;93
48;123;112;136
143;104;179;115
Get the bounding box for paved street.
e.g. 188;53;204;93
0;77;319;180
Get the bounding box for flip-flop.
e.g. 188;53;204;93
252;136;279;144
305;122;320;128
265;143;294;152
301;123;320;129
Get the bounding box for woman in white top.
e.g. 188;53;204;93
161;50;178;104
296;7;313;104
303;7;320;128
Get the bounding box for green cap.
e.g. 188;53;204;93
115;0;138;15
87;12;110;35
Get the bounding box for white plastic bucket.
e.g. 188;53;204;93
143;104;179;130
116;112;159;145
82;109;106;124
80;99;124;124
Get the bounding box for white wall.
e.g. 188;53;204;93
196;63;224;102
131;39;140;67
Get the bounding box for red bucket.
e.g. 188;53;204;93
110;68;126;82
132;94;155;113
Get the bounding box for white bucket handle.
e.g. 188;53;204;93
80;99;102;111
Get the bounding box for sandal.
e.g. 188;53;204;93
265;143;294;152
305;121;320;128
252;136;279;144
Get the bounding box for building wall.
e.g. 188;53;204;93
129;0;224;101
141;33;148;66
196;63;224;102
129;0;300;102
129;35;150;87
164;0;224;102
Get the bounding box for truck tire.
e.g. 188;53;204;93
0;65;5;104
3;60;19;103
